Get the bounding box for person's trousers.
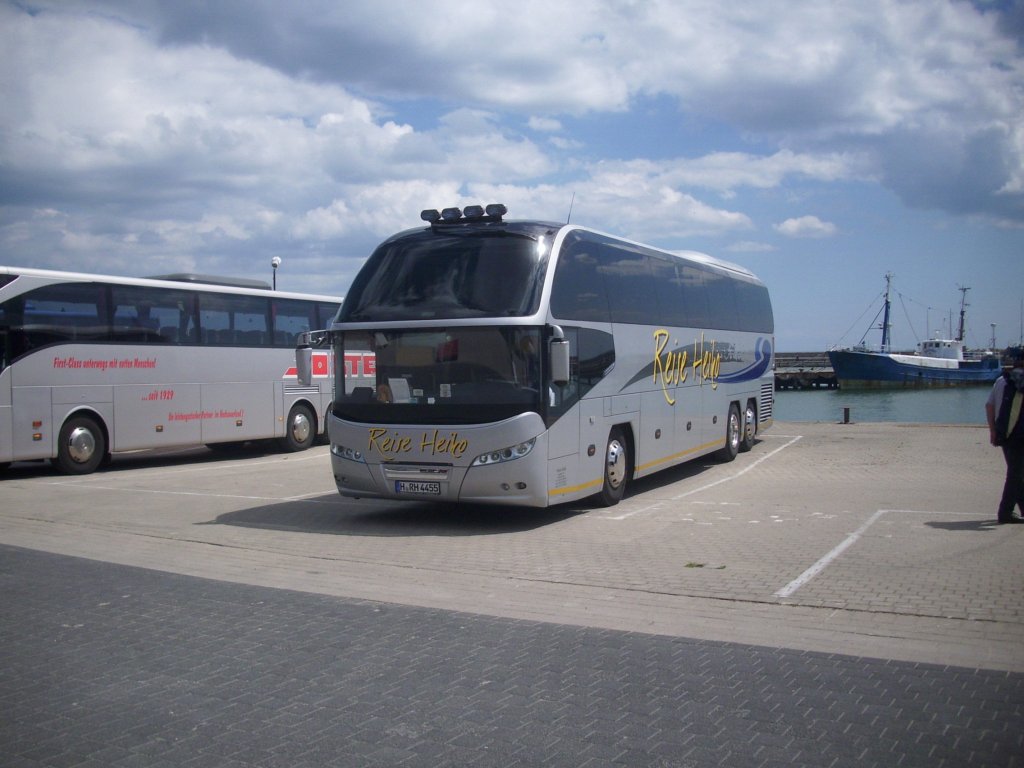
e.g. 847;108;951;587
998;443;1024;521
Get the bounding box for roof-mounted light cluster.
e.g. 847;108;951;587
420;203;507;225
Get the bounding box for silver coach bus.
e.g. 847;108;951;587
298;204;774;507
0;267;340;474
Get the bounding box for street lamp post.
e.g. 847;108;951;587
271;256;281;290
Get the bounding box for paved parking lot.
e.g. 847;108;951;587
2;421;1023;766
1;421;1021;670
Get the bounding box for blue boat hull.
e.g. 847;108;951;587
828;350;1001;390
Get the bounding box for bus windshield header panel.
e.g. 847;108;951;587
339;228;551;322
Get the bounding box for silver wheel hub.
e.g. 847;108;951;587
606;439;626;490
291;413;311;444
67;426;96;464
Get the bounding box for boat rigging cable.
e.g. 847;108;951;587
833;289;884;349
897;291;923;343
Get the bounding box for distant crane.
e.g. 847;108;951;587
955;284;970;342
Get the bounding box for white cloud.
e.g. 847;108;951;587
774;215;838;238
549;136;584;151
528;117;563;132
727;241;778;253
1;0;1022;306
588;150;861;194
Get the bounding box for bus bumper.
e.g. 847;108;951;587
330;436;551;508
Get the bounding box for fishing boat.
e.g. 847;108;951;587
828;274;1001;390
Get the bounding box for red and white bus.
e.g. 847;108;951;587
0;267;340;474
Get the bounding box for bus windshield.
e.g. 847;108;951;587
334;326;543;425
339;231;549;321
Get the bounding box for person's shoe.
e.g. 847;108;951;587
997;515;1024;524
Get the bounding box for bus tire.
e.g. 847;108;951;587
597;427;630;507
280;403;315;452
716;404;741;463
740;400;756;453
54;414;107;475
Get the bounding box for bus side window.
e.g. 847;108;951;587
0;295;18;365
733;280;774;333
200;292;268;344
597;244;659;325
578;328;615;394
550;233;611;323
111;285;197;344
651;258;691;328
22;282;107;346
112;300;158;342
546;327;615;420
703;269;738;330
272;298;316;347
231;296;270;346
317;301;341;330
677;264;710;328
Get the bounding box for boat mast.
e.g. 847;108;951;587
880;272;893;353
956;285;970;343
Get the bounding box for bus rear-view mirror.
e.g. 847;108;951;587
550;337;570;385
295;345;313;387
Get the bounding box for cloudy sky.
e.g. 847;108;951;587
2;0;1023;351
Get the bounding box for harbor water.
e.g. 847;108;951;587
772;386;991;425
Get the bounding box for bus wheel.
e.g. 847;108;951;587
597;427;630;507
740;401;756;453
54;415;106;475
716;404;741;463
280;403;315;452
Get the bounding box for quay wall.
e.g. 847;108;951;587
774;351;836;390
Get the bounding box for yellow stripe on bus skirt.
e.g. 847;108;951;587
547;438;724;498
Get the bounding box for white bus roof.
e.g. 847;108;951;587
672;249;759;279
0;265;342;303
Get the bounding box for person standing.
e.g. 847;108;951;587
986;348;1024;524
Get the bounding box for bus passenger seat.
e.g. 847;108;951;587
349;387;374;402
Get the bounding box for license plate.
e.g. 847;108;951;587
395;480;441;495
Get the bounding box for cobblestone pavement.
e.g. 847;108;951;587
2;544;1022;768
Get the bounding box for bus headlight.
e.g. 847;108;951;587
331;444;366;463
471;438;536;467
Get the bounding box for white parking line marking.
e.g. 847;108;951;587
670;435;802;501
775;509;887;598
606;501;666;521
775;508;991;599
606;434;803;520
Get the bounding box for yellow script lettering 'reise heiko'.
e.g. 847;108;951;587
653;330;721;405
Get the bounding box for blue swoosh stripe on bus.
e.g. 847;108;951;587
716;337;773;383
619;336;773;392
